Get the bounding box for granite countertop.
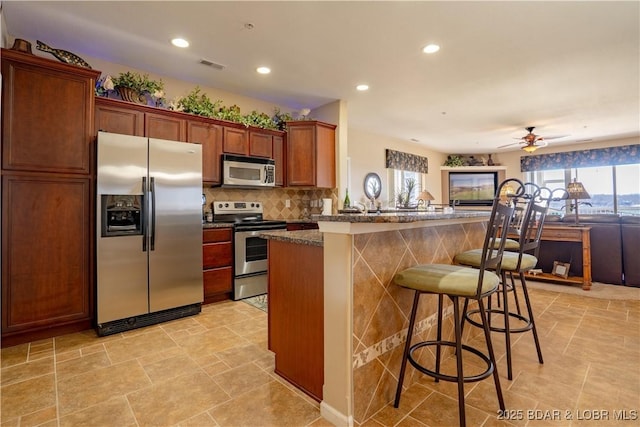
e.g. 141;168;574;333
259;230;323;247
286;218;319;224
312;209;490;223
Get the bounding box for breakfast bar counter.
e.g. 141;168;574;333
315;211;491;426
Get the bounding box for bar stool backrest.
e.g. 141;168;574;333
476;179;521;299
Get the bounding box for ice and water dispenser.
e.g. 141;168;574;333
101;195;143;237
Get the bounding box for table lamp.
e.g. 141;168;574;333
499;183;516;204
566;179;590;225
418;190;434;209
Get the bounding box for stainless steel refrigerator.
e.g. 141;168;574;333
96;131;203;335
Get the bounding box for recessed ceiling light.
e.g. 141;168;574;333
256;66;271;74
356;84;369;91
171;38;189;48
422;44;440;54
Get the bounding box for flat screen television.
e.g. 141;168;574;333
449;171;498;206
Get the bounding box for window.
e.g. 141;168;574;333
616;164;640;215
388;169;426;207
526;164;640;215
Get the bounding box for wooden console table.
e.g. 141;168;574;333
511;224;592;290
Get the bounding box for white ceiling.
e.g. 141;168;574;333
3;1;639;154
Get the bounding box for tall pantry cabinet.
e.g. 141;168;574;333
1;49;100;347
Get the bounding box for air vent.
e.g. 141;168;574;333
199;59;226;70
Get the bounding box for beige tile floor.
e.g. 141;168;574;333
2;286;639;427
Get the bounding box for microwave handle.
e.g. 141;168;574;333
264;164;274;184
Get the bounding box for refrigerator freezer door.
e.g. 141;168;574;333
148;138;203;311
96;132;149;324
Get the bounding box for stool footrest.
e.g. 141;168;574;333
464;308;533;333
408;340;494;383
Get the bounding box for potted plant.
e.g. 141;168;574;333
175;86;221;118
272;108;294;131
243;110;278;129
444;155;465;167
396;177;418;208
112;71;164;104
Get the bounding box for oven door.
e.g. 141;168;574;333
234;223;286;276
234;228;269;276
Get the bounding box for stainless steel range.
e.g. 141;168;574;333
213;201;287;300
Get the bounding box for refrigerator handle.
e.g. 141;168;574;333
150;176;156;251
142;176;148;252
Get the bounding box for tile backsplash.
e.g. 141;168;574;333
203;187;338;220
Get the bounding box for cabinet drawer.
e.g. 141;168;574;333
203;228;232;243
540;227;582;242
204;267;233;296
203;242;233;269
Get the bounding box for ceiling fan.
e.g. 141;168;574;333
498;126;567;153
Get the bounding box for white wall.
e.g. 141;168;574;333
65;52;295;119
347;128;447;207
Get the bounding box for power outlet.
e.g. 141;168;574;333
285;199;291;208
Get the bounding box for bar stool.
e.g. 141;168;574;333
455;187;550;380
393;185;518;427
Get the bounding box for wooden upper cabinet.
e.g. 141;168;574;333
223;126;249;155
249;131;273;158
286;121;336;188
145;112;186;142
273;134;285;186
188;120;223;185
95;99;144;136
1;49;100;175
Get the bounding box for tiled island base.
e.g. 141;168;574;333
350;222;489;422
318;212;493;425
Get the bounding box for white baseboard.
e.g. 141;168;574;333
320;401;353;427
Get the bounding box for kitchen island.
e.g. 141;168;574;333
262;211;489;426
315;210;490;426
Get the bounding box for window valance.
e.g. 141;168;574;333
520;144;640;172
385;149;428;173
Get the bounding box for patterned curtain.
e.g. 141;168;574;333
385;149;428;173
520;144;640;172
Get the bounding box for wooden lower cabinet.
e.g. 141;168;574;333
268;239;323;401
1;50;97;348
202;228;233;303
1;174;93;347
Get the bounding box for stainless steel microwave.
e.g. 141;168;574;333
222;154;276;188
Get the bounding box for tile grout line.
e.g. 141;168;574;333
52;338;61;427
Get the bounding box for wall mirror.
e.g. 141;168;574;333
363;172;382;200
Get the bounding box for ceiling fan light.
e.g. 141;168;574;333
522;144;539;153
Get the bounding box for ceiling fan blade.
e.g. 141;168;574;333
540;134;569;140
498;142;522;149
